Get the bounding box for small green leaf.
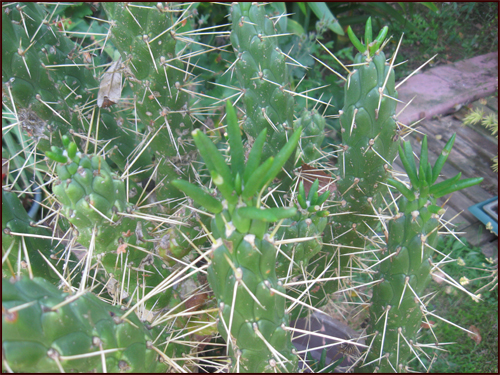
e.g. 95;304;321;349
433;177;483;198
46;151;67;164
347;25;366;53
243;128;267;184
418;135;429;186
238;206;296;222
365;16;373;47
387;178;416;201
269;207;297;220
262;127;302;188
192;129;234;192
67;142;78;161
432;133;456;184
316;190;330;206
171;179;223;214
225;100;245;178
297;193;308;209
242;157;274;200
235;172;242;195
62;135;71;149
307;179;320;203
210;171;236;204
429;172;462;195
398;144;419;189
374;26;389;47
299;181;306;200
238;207;277;222
308;3;344;35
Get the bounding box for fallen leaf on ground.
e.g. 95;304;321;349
421;320;436;329
467;325;482;344
431;269;446;284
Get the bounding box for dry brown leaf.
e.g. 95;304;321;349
116;243;128;254
468;325;482;344
421;320;436;329
97;57;123;108
431;269;446;284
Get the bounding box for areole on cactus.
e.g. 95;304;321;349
2;2;487;374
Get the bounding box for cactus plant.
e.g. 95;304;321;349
172;101;300;372
2;276;188;372
2;2;488;373
361;135;483;372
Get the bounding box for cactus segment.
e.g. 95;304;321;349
2;190;75;284
325;18;401;301
174;102;300;372
2;2;151;175
102;2;197;203
47;141;172;309
366;134;483;372
2;276;186;372
275;180;329;279
230;2;295;164
294;108;326;165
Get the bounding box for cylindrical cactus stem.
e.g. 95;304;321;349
2;3;151;175
326;19;400;292
47;138;171;309
2;276;189;373
102;3;197;205
2;189;77;284
172;101;300;372
275;180;330;279
365;135;483;372
294;109;326;165
230;2;295;166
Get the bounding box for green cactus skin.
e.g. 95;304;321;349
364;135;483;372
2;276;186;373
294;108;327;165
102;2;197;204
2;189;68;283
172;101;300;372
322;22;401;297
275;180;329;279
48;141;171;309
230;2;295;164
2;3;152;175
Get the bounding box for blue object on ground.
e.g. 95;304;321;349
468;196;498;236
